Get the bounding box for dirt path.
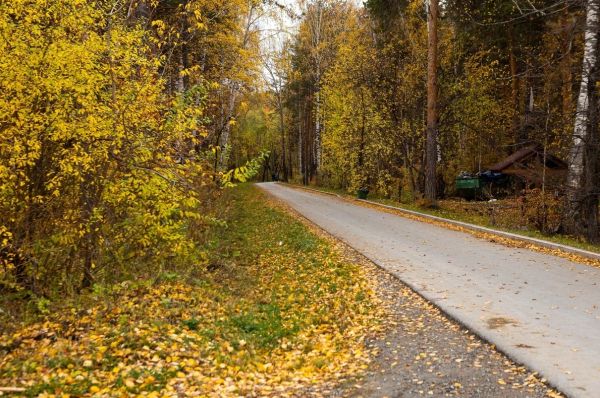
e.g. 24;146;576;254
258;182;600;398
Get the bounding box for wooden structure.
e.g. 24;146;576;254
488;144;567;188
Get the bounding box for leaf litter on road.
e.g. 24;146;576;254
270;191;565;398
0;186;567;397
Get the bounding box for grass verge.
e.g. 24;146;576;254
0;184;381;397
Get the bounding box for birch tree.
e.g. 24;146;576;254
308;0;325;169
294;0;348;181
218;0;265;159
565;0;600;240
263;44;293;182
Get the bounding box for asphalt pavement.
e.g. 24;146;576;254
258;182;600;398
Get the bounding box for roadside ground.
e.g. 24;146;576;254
0;185;565;397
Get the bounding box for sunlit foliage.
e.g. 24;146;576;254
0;0;260;298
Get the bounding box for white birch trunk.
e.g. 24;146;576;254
219;87;238;150
567;0;599;193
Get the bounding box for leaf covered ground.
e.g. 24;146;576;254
0;185;383;397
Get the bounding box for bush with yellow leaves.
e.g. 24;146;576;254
0;0;223;301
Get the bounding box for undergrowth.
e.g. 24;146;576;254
0;184;381;397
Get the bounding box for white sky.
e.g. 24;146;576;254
259;0;365;52
257;0;364;88
259;1;301;51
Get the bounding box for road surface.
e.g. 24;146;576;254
258;182;600;398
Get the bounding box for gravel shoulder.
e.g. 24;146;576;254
264;187;562;398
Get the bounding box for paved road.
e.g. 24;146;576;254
258;182;600;398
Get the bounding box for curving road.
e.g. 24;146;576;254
258;182;600;398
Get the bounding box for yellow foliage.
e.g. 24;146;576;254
0;0;216;293
0;186;382;396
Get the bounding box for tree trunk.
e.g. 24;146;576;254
425;0;439;203
311;1;324;176
219;2;256;166
219;87;238;161
582;89;599;242
126;0;151;24
358;90;367;187
315;87;321;172
509;28;520;146
279;94;288;182
561;3;573;118
403;140;416;197
565;0;600;240
79;172;102;290
298;101;304;182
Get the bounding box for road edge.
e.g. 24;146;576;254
280;182;600;263
258;183;568;398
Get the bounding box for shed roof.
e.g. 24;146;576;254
489;144;567;172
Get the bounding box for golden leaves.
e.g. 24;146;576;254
0;186;381;397
0;0;219;296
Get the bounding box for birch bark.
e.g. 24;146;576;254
565;0;600;240
567;0;599;193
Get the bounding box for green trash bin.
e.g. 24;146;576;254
455;176;481;199
357;188;369;199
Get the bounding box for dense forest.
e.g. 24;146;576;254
3;0;600;304
0;0;267;297
2;0;600;305
230;0;600;243
1;1;598;396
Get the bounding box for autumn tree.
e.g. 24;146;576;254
288;0;351;184
0;0;264;295
564;0;600;241
227;0;600;241
320;8;391;192
425;0;439;203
